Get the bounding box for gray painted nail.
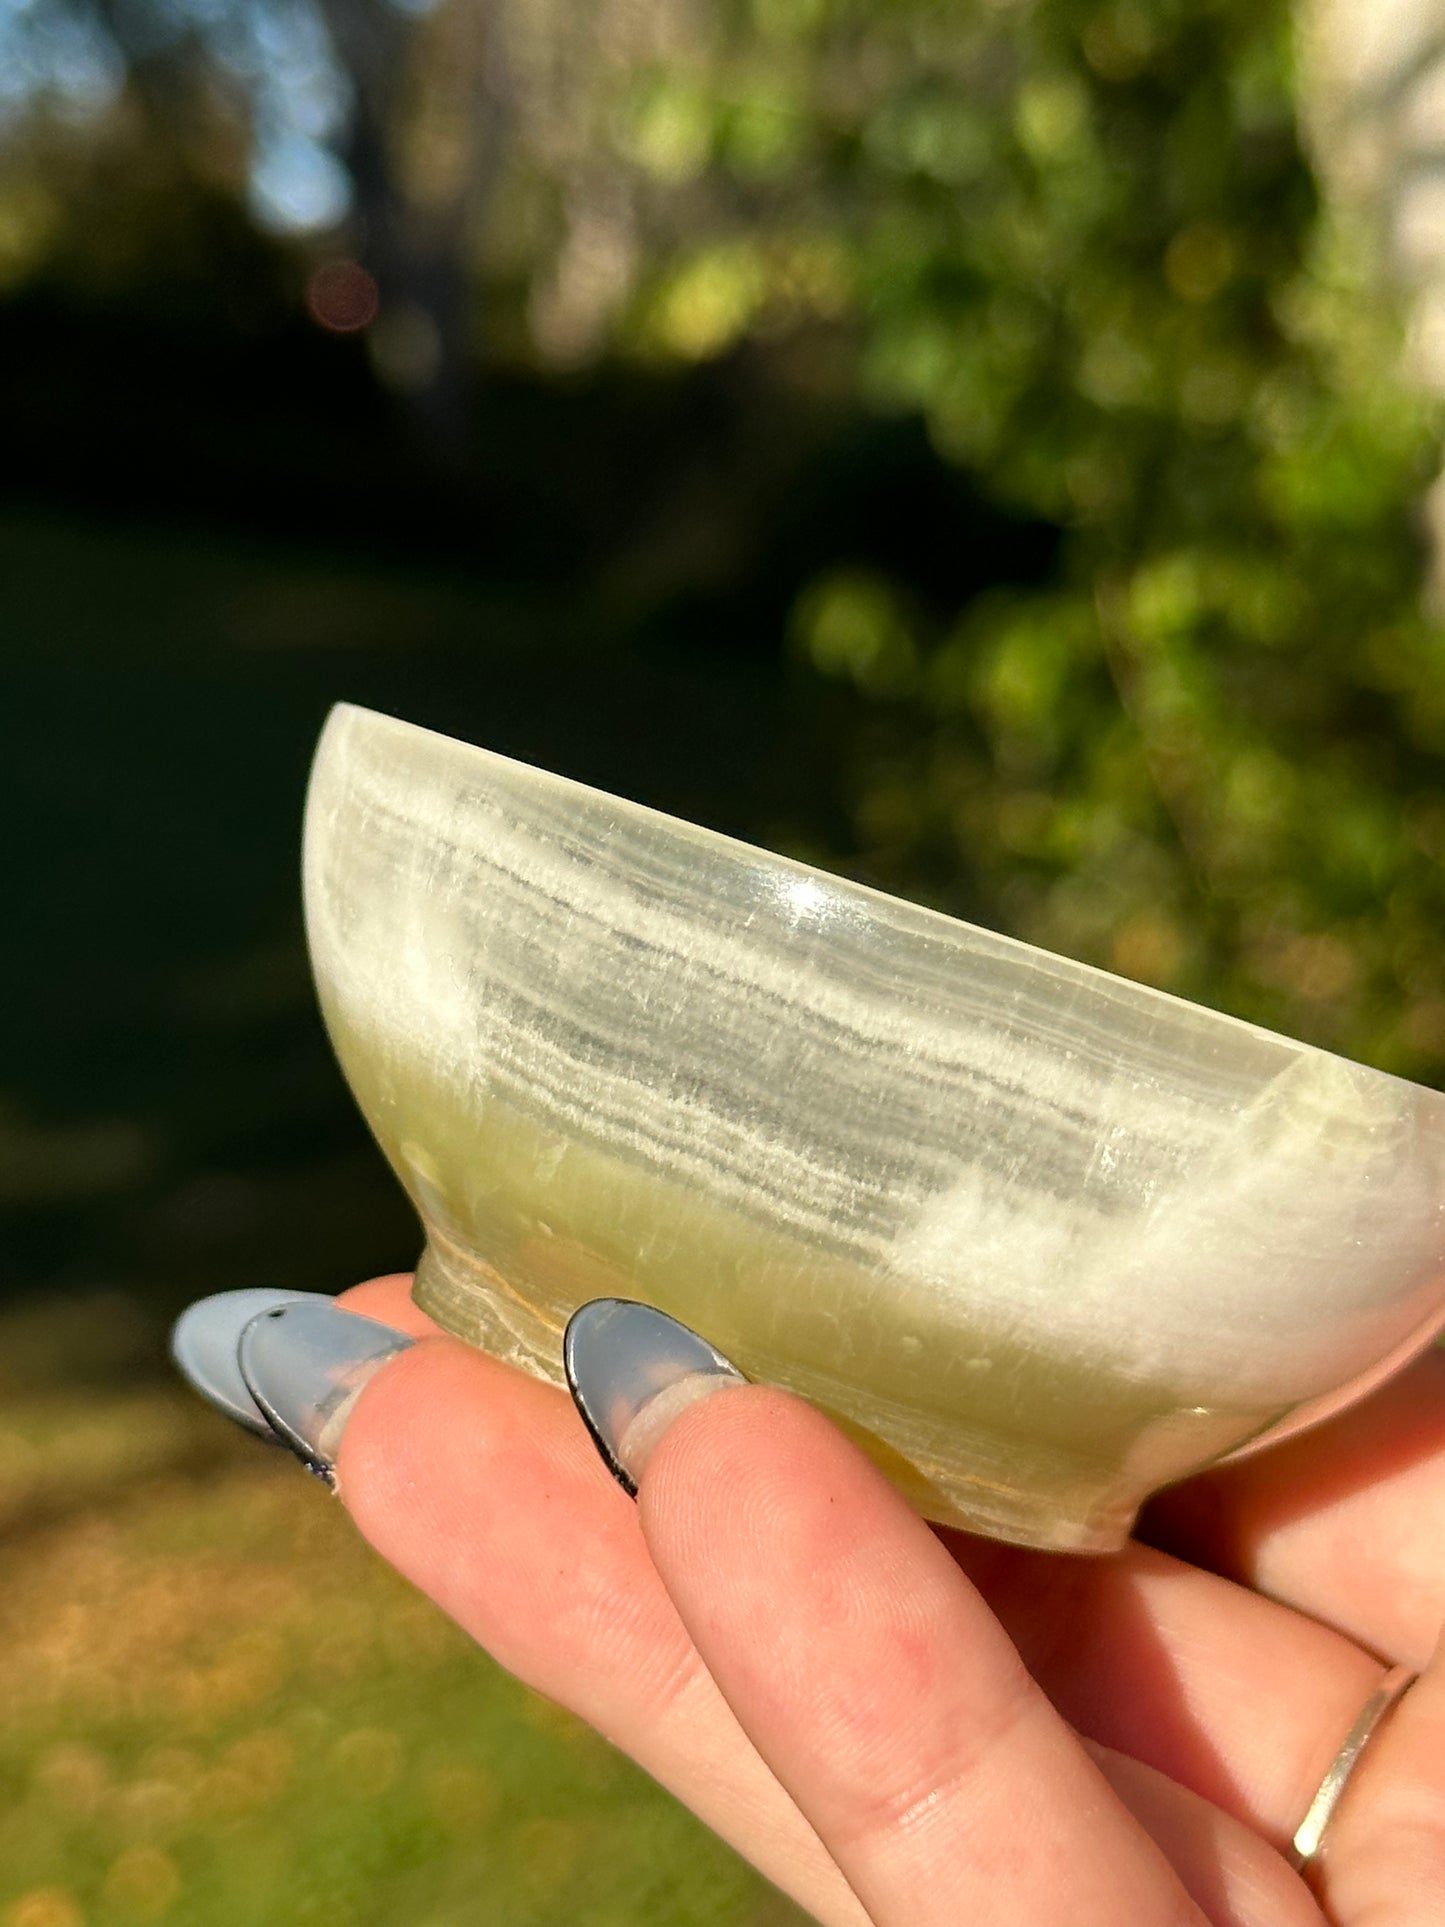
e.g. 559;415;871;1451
170;1289;336;1440
563;1299;746;1497
238;1301;414;1484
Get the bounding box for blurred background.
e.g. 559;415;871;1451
5;0;1445;1919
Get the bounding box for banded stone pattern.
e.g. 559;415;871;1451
303;704;1445;1541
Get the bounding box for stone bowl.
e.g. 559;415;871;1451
303;703;1445;1550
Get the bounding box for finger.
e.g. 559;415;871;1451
625;1375;1210;1926
1083;1745;1324;1927
341;1291;1276;1925
338;1278;1383;1857
347;1276;1445;1671
1314;1629;1445;1925
330;1300;869;1926
1141;1349;1445;1668
337;1272;442;1338
946;1531;1383;1856
326;1297;1323;1925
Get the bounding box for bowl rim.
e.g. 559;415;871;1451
312;700;1439;1104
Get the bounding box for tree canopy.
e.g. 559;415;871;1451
5;0;1445;1083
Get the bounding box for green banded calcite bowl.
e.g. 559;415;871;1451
303;704;1445;1550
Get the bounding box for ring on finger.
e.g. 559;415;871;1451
1290;1662;1420;1875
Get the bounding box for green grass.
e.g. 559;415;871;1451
0;1306;806;1927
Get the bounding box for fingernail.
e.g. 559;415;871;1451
238;1301;414;1484
563;1299;746;1497
170;1289;338;1441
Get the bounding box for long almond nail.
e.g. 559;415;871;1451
238;1301;414;1484
563;1299;746;1497
170;1289;336;1440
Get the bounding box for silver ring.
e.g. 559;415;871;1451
1290;1662;1420;1872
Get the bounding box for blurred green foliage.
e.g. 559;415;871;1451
6;0;1444;1081
587;0;1445;1075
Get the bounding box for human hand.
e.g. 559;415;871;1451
175;1276;1445;1925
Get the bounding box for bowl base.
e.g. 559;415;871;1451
411;1244;1140;1556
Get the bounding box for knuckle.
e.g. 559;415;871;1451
833;1650;1041;1852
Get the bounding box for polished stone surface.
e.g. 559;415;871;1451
302;703;1445;1549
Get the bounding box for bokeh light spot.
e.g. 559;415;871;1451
424;1760;497;1831
368;302;441;391
330;1725;401;1795
5;1893;84;1927
34;1741;109;1814
248;135;352;236
101;1847;181;1918
305;260;380;334
224;1726;294;1797
1165;222;1237;303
